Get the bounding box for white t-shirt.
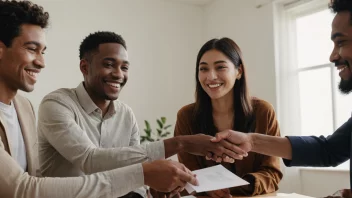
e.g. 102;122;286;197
0;101;27;171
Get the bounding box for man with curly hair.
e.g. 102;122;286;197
0;1;200;197
210;0;352;197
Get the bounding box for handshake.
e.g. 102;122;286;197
141;130;251;197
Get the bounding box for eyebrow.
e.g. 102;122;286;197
214;60;227;64
199;60;228;65
103;57;130;65
331;32;345;40
24;41;47;51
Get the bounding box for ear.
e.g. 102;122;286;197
80;59;89;76
236;64;243;80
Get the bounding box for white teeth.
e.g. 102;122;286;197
26;70;38;78
106;82;120;88
338;66;347;72
208;84;222;88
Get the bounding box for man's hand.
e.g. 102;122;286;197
211;130;252;152
179;134;248;161
206;189;231;198
142;160;198;193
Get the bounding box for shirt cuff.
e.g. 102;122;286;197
108;163;144;196
283;136;305;167
145;141;165;161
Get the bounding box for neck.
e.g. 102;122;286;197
83;84;110;116
211;90;234;115
0;80;17;105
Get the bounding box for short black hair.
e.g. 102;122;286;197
329;0;352;23
0;0;49;47
79;31;127;60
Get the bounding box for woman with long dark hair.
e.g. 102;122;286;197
175;38;282;197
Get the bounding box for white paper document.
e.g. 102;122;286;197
185;164;249;193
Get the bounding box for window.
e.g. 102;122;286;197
276;0;350;169
296;9;335;138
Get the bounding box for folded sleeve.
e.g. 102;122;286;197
284;118;351;167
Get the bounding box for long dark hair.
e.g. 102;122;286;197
193;38;254;136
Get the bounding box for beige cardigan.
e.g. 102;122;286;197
0;95;38;176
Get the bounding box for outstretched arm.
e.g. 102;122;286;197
0;146;198;198
212;117;352;167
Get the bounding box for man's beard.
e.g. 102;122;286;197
337;61;352;94
339;77;352;94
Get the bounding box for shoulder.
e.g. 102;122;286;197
14;94;32;107
41;88;76;104
252;97;276;116
14;94;35;116
39;88;78;113
177;103;196;118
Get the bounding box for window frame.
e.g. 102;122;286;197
274;0;349;170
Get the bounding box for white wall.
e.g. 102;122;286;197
21;0;349;196
300;168;350;197
203;0;277;108
25;0;202;134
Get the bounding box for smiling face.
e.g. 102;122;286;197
0;24;46;93
330;11;352;94
198;49;242;100
80;43;129;102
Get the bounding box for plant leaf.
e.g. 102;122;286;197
161;132;171;137
157;119;163;129
147;137;154;142
163;125;172;130
157;129;162;135
145;120;151;130
140;136;146;143
161;117;166;124
144;129;151;136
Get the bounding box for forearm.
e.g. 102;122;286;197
251;133;292;160
163;136;184;158
163;135;209;158
39;122;164;174
83;143;164;173
39;130;164;175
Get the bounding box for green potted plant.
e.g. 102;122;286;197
140;117;172;143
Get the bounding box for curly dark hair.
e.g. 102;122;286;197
329;0;352;23
79;31;127;60
0;0;49;47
